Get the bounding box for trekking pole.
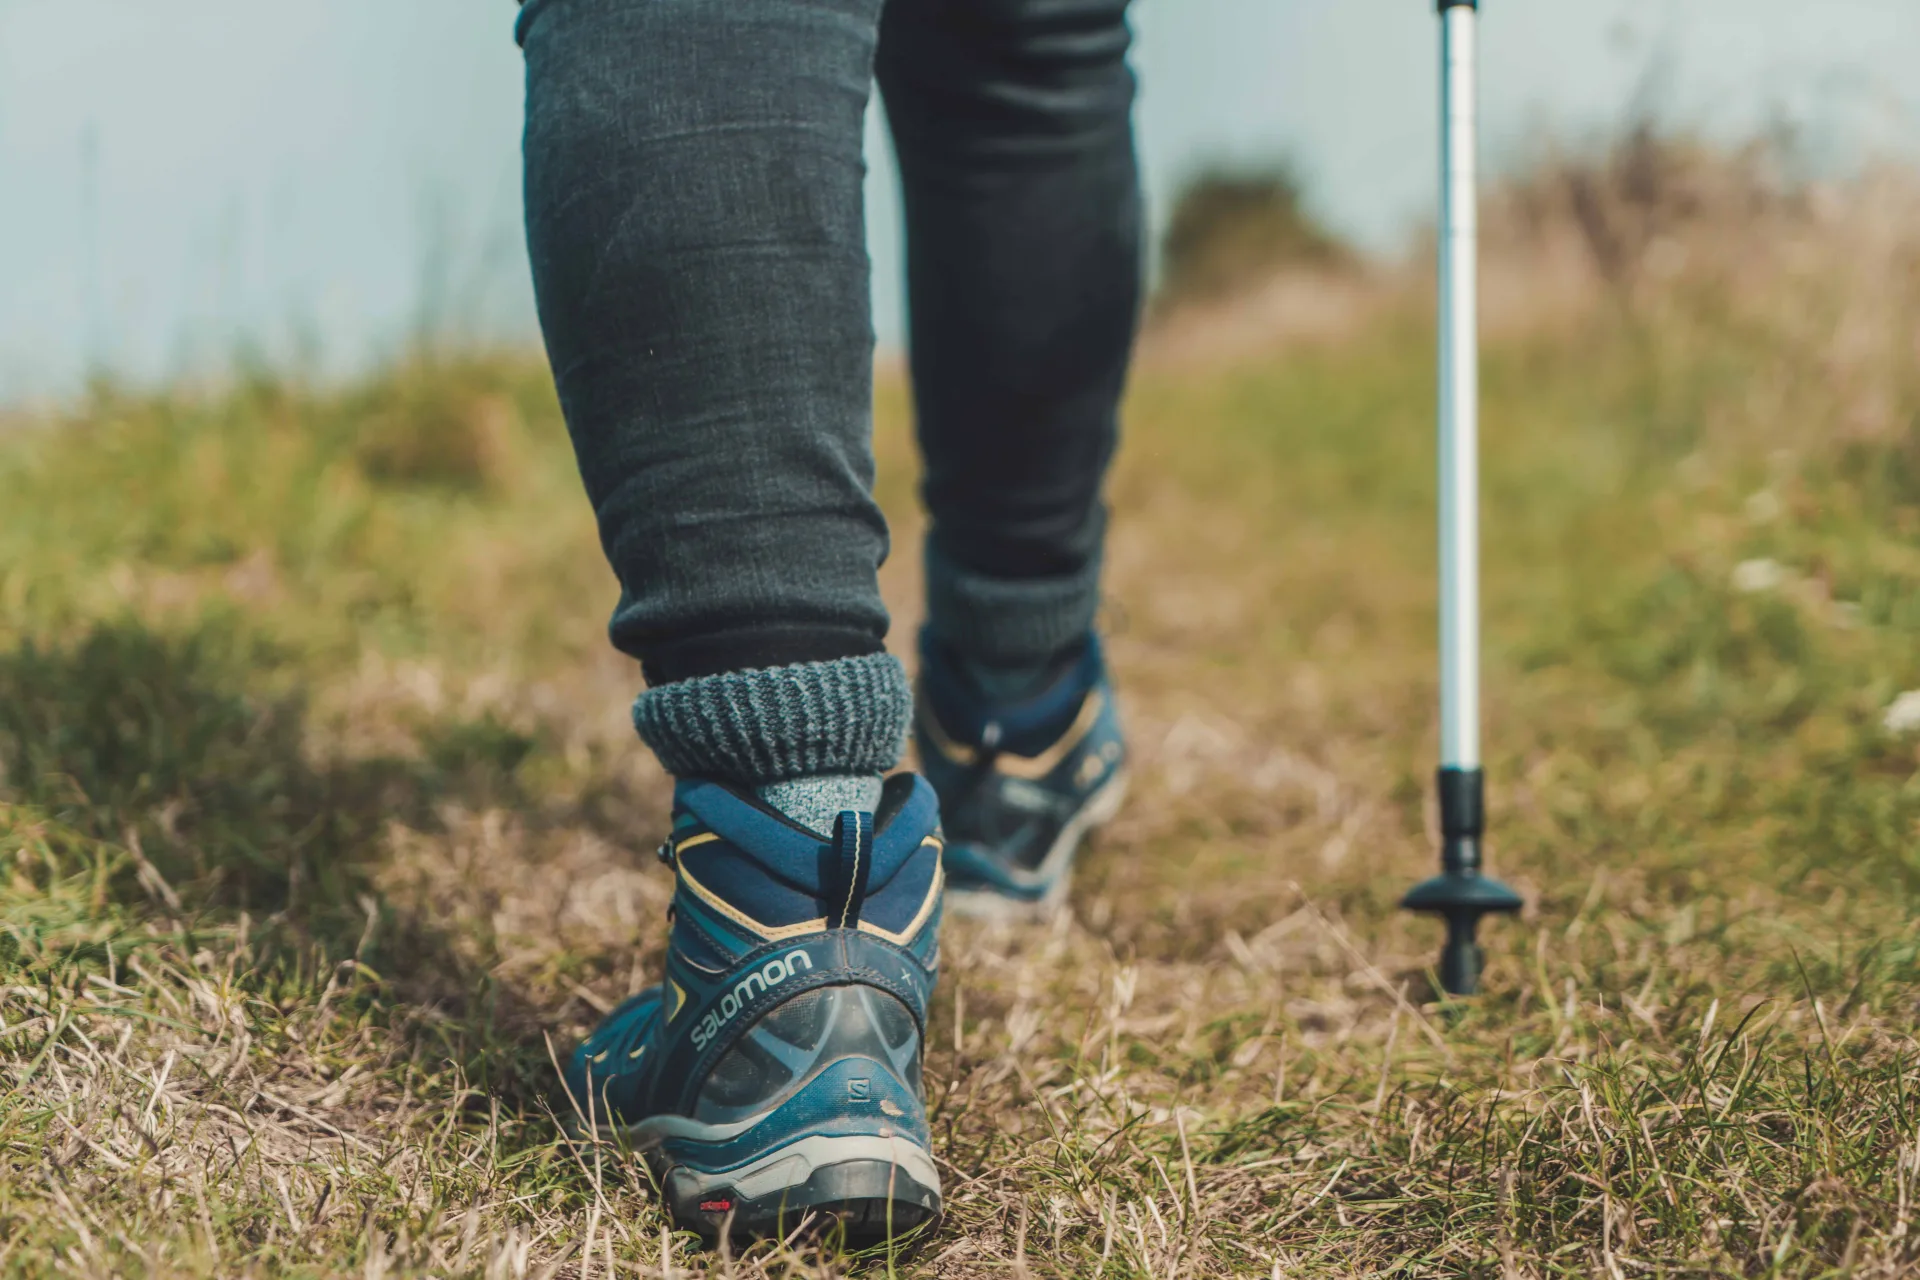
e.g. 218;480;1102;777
1400;0;1522;997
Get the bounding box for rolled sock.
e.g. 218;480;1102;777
925;539;1104;668
632;652;911;786
756;774;884;839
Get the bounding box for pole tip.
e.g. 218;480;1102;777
1400;870;1522;915
1402;872;1521;996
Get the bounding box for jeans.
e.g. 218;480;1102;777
519;0;1140;670
517;0;1140;784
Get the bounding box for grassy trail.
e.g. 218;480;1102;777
6;170;1920;1274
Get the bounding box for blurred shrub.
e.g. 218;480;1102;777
1475;120;1920;450
352;377;517;492
1486;123;1798;296
1157;164;1352;310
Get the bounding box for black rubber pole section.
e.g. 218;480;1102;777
1402;768;1522;996
1438;765;1483;875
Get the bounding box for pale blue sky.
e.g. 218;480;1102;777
2;0;1916;401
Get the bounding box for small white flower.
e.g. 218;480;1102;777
1731;558;1786;593
1744;489;1782;524
1884;691;1920;734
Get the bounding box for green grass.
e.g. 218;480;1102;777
7;192;1920;1275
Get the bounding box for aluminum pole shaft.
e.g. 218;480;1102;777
1403;0;1521;999
1438;2;1480;772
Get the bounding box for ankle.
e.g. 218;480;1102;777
920;631;1101;753
955;645;1084;705
756;774;883;838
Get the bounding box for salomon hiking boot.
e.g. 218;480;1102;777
561;774;944;1246
914;632;1127;918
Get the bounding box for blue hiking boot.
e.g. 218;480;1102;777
914;632;1128;918
560;774;944;1247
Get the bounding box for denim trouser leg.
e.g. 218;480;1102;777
881;0;1142;666
517;0;1138;784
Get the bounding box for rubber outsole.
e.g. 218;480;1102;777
654;1140;942;1248
944;768;1129;923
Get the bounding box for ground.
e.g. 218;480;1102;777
4;143;1920;1276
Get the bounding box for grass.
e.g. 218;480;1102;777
7;146;1920;1275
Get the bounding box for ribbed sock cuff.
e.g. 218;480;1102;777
632;652;911;785
924;540;1104;666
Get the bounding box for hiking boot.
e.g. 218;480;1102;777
914;632;1128;918
561;774;944;1247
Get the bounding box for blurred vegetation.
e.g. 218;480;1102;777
1155;162;1353;310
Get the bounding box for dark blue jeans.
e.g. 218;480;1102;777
519;0;1139;686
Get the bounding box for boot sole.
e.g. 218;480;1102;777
649;1133;942;1248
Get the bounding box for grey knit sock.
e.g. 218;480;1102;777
757;774;884;838
924;538;1104;666
632;652;911;786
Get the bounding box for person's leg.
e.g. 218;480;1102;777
521;0;902;800
878;0;1142;913
518;0;941;1244
878;0;1142;675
